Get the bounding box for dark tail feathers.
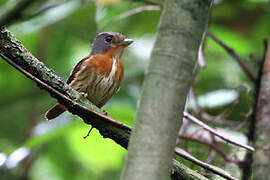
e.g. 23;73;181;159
45;103;66;120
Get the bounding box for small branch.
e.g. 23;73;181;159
184;112;255;152
198;31;206;68
113;5;161;22
198;43;206;68
101;5;160;30
0;0;36;27
179;134;241;164
206;30;257;82
21;2;64;20
175;147;239;180
132;0;163;8
0;28;206;180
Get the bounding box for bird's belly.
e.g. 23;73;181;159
85;74;119;107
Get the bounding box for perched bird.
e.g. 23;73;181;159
45;32;133;120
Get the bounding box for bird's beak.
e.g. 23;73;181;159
119;38;134;47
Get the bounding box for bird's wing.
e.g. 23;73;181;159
66;55;90;84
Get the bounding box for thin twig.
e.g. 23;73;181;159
206;30;257;82
101;5;161;30
179;134;241;163
175;147;238;180
0;0;37;27
21;2;64;20
114;5;161;22
132;0;163;8
198;31;206;68
183;112;255;152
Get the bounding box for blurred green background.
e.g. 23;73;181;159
0;0;270;179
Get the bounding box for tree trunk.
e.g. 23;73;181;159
121;0;212;180
253;40;270;179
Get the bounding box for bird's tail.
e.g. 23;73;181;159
45;103;66;120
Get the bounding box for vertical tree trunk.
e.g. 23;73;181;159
121;0;212;180
253;40;270;179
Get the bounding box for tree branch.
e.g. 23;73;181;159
175;147;238;180
0;0;36;27
184;112;255;152
206;30;257;82
179;134;241;164
0;28;207;180
131;0;163;9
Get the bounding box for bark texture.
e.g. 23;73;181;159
0;28;209;180
253;40;270;179
171;159;209;180
121;0;212;180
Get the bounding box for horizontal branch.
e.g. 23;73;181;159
0;28;206;180
184;112;255;152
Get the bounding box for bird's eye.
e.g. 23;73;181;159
105;36;113;43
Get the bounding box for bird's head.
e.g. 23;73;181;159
90;32;133;59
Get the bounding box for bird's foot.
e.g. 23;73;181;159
83;126;93;139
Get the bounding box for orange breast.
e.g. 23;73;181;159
87;54;124;82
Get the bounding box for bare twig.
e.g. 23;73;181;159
206;30;257;82
101;5;161;30
179;134;240;163
21;2;64;20
0;0;37;27
189;87;201;114
113;5;161;22
131;0;163;8
206;149;216;164
198;43;206;68
183;112;255;152
175;147;239;180
198;31;206;68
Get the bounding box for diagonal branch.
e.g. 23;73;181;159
206;30;257;82
131;0;163;9
184;112;255;152
0;0;37;27
179;134;241;164
0;28;207;180
112;5;161;22
175;147;238;180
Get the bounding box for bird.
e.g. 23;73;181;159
45;32;133;120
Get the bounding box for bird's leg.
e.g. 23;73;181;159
83;126;93;139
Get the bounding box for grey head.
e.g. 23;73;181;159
90;32;133;55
